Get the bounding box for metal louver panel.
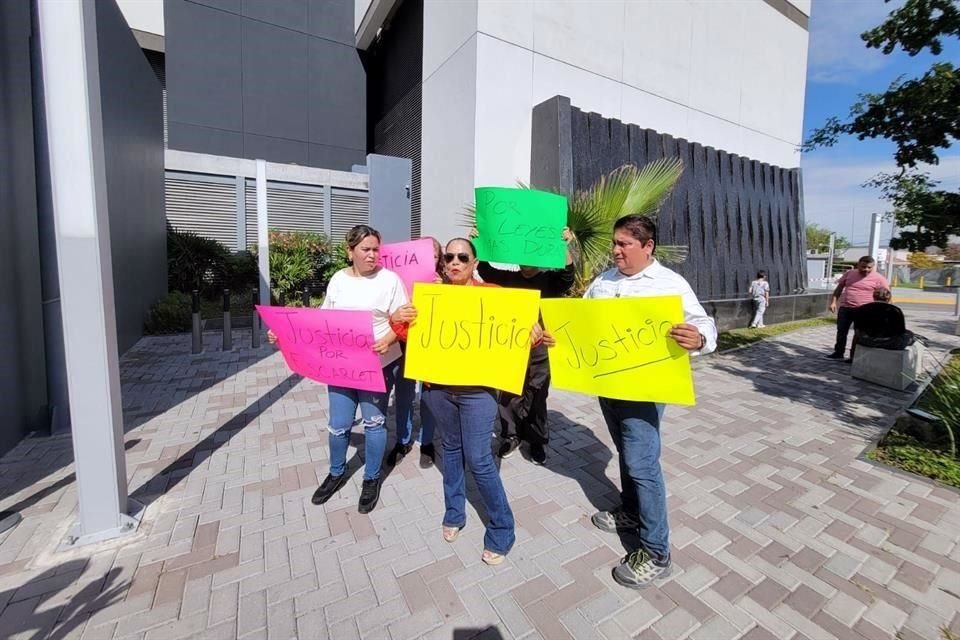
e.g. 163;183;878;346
373;85;421;238
329;189;369;243
244;182;326;249
165;175;237;249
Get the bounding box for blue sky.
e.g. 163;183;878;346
801;0;960;247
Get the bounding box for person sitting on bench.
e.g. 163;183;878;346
851;287;914;357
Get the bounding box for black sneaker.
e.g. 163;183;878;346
530;443;547;466
358;478;381;514
498;437;520;459
386;442;413;466
419;443;436;469
612;548;672;589
825;352;845;360
311;473;346;505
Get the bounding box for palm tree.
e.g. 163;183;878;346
464;158;686;295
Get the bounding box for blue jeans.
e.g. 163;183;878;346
423;386;515;555
598;398;669;559
392;344;418;446
327;363;397;482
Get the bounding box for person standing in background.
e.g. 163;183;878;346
471;227;576;466
388;237;445;469
748;270;770;328
826;256;889;362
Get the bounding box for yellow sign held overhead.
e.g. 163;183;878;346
539;296;695;405
404;284;541;394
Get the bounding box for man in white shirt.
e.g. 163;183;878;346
549;214;717;589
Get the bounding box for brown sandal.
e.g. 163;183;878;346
482;549;504;566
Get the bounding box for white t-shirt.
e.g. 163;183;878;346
321;268;408;367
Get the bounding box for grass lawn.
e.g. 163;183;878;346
867;355;960;490
716;316;836;352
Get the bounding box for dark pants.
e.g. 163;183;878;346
833;306;857;357
498;344;550;445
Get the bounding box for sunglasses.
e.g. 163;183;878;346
443;252;472;264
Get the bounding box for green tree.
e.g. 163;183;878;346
805;223;850;254
805;0;960;251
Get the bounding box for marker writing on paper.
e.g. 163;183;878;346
554;318;674;373
418;294;530;351
277;310;371;349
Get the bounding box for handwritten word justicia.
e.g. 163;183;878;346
554;318;675;370
418;294;531;351
276;311;372;349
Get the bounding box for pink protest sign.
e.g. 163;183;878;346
256;306;386;392
378;238;437;294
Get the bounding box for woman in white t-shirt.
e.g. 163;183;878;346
274;224;408;515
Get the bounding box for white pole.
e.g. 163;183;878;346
826;233;835;282
37;0;138;545
256;159;270;306
868;213;882;264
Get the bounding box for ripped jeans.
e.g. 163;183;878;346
327;365;395;481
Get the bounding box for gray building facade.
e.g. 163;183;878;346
0;0;166;455
164;0;366;171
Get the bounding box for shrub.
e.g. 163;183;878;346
167;225;230;294
270;244;314;304
144;291;192;334
223;251;259;291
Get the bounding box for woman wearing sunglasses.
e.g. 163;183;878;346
390;238;544;565
268;224;408;515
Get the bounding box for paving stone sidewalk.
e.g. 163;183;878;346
0;310;959;639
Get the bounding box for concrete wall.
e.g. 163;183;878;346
165;0;365;171
417;0;810;239
97;0;167;354
0;0;49;454
116;0;164;36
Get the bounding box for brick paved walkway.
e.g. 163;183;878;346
1;311;959;639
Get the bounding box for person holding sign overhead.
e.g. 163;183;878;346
543;214;716;589
391;238;545;566
471;226;576;465
269;224;407;515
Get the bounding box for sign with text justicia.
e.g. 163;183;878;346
539;296;695;405
256;306;386;392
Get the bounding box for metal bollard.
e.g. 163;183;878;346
191;290;202;354
955;288;960;318
251;288;261;348
302;287;310;307
222;288;232;351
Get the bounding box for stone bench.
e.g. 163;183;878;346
851;342;924;391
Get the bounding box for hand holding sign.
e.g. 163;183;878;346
378;238;437;295
539;296;695;405
404;284;541;394
257;306;386;392
474;187;568;269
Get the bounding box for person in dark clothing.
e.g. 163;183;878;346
851;287;913;354
472;227;576;465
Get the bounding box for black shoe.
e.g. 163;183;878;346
386;442;413;466
311;473;346;505
825;352;845;360
358;478;382;514
419;443;436;469
530;443;547;466
498;437;520;459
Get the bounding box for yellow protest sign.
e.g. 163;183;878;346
539;296;695;405
405;284;541;394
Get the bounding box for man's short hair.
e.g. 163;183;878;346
874;287;892;302
614;214;657;248
858;256;875;265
